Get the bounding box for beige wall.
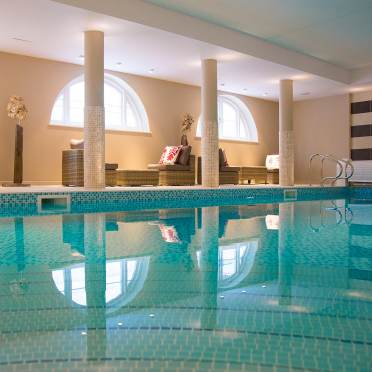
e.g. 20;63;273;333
0;52;278;184
293;94;350;184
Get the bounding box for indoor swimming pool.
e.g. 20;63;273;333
0;192;371;371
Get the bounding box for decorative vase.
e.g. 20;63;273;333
2;122;29;187
181;134;188;146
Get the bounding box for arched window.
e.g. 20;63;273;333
196;95;258;142
195;240;259;289
50;74;149;132
52;257;150;309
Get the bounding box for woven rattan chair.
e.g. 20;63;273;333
148;155;196;186
239;166;268;184
197;156;240;185
116;169;159;186
62;149;118;186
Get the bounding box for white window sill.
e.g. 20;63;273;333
49;123;152;136
194;136;259;145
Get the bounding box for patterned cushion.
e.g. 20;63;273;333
105;163;118;171
158;224;180;243
177;146;192;165
159;146;182;165
70;139;84;149
219;148;229;168
266;154;280;170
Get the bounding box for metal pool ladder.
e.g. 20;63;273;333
309;153;354;186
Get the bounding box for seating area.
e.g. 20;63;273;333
62;149;118;187
62;143;279;187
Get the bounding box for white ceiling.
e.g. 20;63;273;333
0;0;370;101
146;0;372;69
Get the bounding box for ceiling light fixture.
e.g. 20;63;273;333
116;62;122;66
220;83;225;87
263;92;269;96
79;55;84;60
243;88;248;92
148;68;155;73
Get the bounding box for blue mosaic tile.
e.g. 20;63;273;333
0;186;351;217
0;188;371;371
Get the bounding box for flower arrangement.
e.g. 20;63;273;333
6;95;28;124
181;113;194;133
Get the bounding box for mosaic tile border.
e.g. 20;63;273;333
0;186;352;217
350;186;372;199
0;356;323;372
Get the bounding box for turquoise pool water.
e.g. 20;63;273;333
0;198;371;371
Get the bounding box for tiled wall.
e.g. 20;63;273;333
350;91;372;182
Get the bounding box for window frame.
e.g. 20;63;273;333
50;74;150;133
196;94;258;143
51;257;149;308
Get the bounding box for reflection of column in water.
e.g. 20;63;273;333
200;207;219;329
15;218;25;272
84;213;107;359
278;203;294;305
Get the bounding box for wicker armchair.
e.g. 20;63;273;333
148;155;196;186
62;149;118;186
197;156;240;185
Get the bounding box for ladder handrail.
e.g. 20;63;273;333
309;153;344;186
337;158;354;180
320;158;344;185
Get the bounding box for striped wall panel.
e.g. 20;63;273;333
348;203;372;282
350;91;372;182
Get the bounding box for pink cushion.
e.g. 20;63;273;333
158;224;180;243
159;146;182;165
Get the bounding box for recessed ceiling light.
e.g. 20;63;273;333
292;74;311;81
243;88;248;92
263;92;269;96
148;68;155;73
79;55;84;59
220;83;225;87
12;37;32;43
116;62;122;66
300;92;310;96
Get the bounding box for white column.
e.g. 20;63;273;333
200;206;219;328
84;213;107;358
278;203;294;305
201;59;219;188
84;30;105;189
279;79;294;186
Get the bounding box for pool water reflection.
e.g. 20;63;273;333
0;200;371;371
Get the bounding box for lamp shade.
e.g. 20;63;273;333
266;154;279;170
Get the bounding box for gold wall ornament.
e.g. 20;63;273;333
181;113;194;134
180;113;195;146
6;95;28;124
3;95;30;187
